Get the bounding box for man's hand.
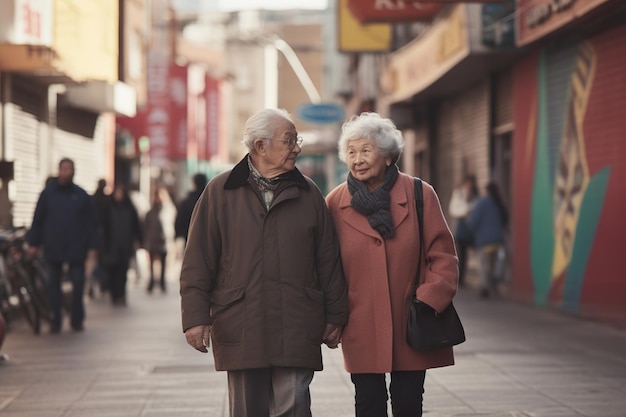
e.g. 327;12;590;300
322;323;343;349
184;325;211;353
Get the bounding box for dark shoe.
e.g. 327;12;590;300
50;325;61;334
160;281;166;292
146;284;153;294
480;288;490;299
71;323;84;332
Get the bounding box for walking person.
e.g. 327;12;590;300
325;112;459;417
174;172;207;243
468;181;508;299
143;188;167;293
101;184;143;306
180;108;348;417
26;158;99;333
448;174;479;287
89;178;110;297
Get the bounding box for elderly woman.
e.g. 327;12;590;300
326;112;459;417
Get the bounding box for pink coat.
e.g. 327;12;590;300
326;173;459;373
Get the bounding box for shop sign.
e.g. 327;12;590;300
346;0;443;23
337;0;392;53
517;0;609;46
297;103;345;124
0;0;54;45
381;4;469;102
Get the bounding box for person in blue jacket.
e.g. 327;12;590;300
26;158;99;333
468;181;508;299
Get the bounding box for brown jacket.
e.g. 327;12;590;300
180;156;348;371
326;173;458;373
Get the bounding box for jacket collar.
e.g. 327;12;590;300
224;154;310;191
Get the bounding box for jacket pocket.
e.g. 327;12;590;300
210;287;245;345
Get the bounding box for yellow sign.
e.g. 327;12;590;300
337;0;392;53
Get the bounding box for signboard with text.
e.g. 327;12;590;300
516;0;609;46
347;0;443;23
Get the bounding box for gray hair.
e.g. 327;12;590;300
338;112;404;164
241;108;294;151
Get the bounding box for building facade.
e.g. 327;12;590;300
0;0;136;228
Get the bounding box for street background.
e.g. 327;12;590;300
1;259;625;417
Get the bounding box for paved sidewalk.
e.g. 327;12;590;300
1;269;625;417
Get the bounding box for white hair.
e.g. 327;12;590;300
338;112;404;164
241;108;294;151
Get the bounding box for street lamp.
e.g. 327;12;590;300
271;37;321;104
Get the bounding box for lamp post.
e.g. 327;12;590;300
261;35;322;109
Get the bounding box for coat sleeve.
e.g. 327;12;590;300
179;185;217;332
26;189;47;247
415;181;459;313
313;187;349;326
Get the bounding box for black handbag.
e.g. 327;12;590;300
406;178;466;351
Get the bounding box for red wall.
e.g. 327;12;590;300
511;23;626;323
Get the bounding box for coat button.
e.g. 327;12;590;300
260;213;265;219
375;239;382;246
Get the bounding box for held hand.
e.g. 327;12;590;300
26;245;38;257
322;323;343;349
184;325;211;353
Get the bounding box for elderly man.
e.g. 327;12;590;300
180;108;348;417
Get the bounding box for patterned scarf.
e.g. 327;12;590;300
248;157;278;210
347;164;399;239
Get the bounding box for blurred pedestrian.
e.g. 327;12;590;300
326;112;459;417
448;174;479;287
26;158;99;333
101;184;142;306
174;173;207;243
88;178;110;297
143;188;167;293
468;181;508;299
180;108;348;417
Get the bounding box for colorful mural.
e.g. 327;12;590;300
527;42;611;312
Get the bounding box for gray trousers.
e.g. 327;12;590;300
227;367;314;417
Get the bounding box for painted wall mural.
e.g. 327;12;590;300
513;23;626;320
530;42;610;311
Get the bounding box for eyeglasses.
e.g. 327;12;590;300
269;135;303;149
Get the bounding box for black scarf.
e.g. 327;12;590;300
347;165;399;239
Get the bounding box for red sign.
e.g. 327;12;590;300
347;0;443;23
168;64;188;160
146;50;170;166
117;59;189;164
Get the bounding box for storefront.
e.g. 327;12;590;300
511;0;626;322
381;2;518;216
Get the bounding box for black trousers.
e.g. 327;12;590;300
351;371;426;417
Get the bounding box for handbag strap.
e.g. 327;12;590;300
413;178;425;294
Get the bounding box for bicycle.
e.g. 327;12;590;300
0;227;46;335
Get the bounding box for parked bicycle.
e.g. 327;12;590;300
0;227;51;335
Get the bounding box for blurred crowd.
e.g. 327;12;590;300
25;157;208;333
